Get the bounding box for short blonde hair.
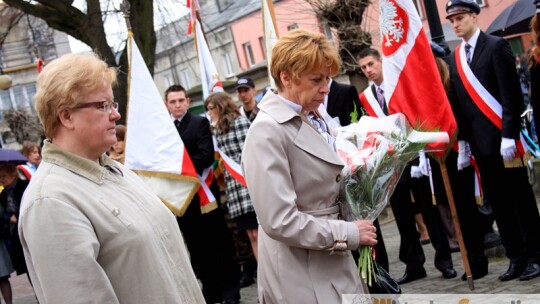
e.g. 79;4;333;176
34;53;117;139
271;29;340;91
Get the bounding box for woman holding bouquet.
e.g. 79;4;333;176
242;29;377;303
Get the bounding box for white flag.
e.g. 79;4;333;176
125;35;200;216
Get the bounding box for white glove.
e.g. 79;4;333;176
418;151;428;176
457;140;471;171
500;137;517;161
410;166;423;178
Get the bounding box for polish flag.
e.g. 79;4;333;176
124;32;216;216
262;0;279;89
379;0;457;158
193;18;224;99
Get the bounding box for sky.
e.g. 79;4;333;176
68;0;189;53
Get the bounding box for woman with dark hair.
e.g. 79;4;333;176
109;124;126;164
0;163;30;304
529;2;540;139
205;92;259;260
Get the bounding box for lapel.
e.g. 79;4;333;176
371;84;388;115
259;92;342;166
177;112;191;135
469;31;487;71
326;81;339;111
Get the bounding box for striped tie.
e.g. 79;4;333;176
465;43;472;64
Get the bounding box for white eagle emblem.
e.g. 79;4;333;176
380;0;406;47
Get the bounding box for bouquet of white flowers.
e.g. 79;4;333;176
335;113;449;286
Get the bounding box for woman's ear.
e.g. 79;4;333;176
58;109;75;130
280;72;292;89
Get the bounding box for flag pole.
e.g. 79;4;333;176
439;162;474;290
122;0;132;139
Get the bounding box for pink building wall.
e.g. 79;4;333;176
230;0;323;71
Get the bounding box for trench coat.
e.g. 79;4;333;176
241;91;367;304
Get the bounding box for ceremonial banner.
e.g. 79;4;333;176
262;0;279;89
380;0;457;157
193;18;223;99
125;33;213;216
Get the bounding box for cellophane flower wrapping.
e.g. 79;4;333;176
334;113;449;286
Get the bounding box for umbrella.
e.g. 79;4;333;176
486;0;536;37
0;149;27;165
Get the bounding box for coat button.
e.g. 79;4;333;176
112;208;120;216
336;174;341;182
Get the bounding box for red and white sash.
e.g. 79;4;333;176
197;167;217;211
455;44;527;158
359;86;385;118
213;136;247;187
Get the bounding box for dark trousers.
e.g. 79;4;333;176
390;163;453;273
475;154;540;264
437;151;487;269
177;182;241;303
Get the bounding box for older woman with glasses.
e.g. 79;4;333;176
241;29;377;303
19;53;204;303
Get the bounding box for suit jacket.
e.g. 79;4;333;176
242;91;366;304
448;31;523;156
326;80;362;126
175;112;215;176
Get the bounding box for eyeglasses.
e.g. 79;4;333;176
75;101;119;113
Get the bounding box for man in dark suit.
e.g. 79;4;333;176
165;85;241;303
447;0;540;281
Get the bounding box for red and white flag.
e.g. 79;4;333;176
379;0;457;158
193;17;224;99
124;33;216;216
262;0;279;89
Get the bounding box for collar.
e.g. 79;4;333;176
258;91;301;124
42;140;123;184
276;94;303;114
171;112;187;123
375;81;385;92
463;28;480;49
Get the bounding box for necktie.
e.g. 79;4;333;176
307;112;335;148
174;119;181;128
465;43;472;64
376;87;385;109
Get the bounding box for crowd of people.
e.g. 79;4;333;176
0;0;538;303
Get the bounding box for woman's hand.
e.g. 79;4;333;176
354;220;377;246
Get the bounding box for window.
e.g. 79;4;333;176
413;0;424;19
259;36;266;59
475;0;486;7
163;74;173;88
223;53;234;77
180;68;192;89
287;23;299;31
243;42;255;67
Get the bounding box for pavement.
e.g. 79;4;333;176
10;206;540;303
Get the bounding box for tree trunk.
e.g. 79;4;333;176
2;0;156;121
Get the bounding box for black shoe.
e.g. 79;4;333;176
420;239;431;245
519;263;540;281
441;267;457;279
239;273;255;288
499;262;527;281
396;268;427;285
461;261;488;281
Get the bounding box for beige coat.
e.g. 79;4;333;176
242;92;367;304
19;141;205;304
